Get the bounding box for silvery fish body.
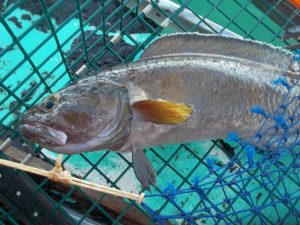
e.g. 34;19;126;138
19;33;300;188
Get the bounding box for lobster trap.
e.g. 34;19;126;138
0;0;300;224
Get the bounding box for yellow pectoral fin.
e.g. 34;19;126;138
132;99;193;125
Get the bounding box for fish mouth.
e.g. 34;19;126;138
19;121;67;147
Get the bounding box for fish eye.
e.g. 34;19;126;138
40;95;58;112
45;100;54;109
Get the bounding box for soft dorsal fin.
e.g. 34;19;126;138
140;33;297;71
132;99;192;125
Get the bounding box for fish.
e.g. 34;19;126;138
19;33;300;189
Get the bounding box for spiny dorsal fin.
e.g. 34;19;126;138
140;33;297;71
132;99;192;125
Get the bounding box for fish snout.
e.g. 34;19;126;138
18;107;68;147
18;121;68;147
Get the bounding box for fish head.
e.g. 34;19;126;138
19;79;133;153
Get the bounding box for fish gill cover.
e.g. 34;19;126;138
140;54;300;224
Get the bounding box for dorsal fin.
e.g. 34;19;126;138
140;33;297;71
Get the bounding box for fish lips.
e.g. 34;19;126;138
19;122;68;147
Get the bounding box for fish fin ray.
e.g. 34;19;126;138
132;99;192;124
140;33;296;71
132;148;156;190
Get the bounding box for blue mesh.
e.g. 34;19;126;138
140;56;300;225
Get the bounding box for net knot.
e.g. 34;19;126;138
227;132;240;142
192;176;201;188
272;77;291;91
293;50;300;61
245;145;256;167
48;154;72;183
215;212;224;219
163;183;177;200
273;114;288;131
251;206;261;214
206;156;217;171
251;105;269;118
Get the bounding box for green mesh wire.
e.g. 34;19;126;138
0;0;299;224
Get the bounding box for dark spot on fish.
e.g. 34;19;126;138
8;16;22;29
230;165;238;173
21;14;31;21
155;12;161;17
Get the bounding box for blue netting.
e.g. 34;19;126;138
140;54;300;225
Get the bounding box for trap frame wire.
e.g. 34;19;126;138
0;0;300;224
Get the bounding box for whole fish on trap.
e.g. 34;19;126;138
19;32;300;188
1;0;300;225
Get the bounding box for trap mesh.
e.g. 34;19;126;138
0;0;299;224
141;74;300;225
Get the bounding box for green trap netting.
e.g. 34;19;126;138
0;0;300;225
